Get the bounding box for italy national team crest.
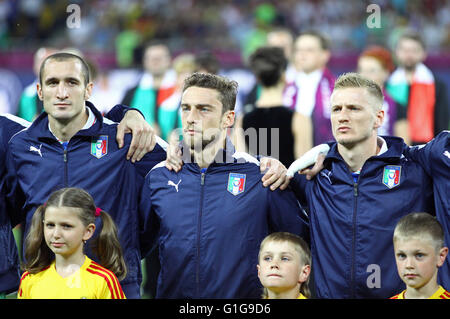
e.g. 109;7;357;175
382;165;401;189
227;173;246;196
91;135;108;159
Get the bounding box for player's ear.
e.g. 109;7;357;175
374;108;384;129
84;82;93;101
222;110;235;129
37;82;44;101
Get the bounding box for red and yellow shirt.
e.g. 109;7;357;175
18;256;125;299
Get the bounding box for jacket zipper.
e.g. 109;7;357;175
63;146;68;187
350;181;358;298
196;169;206;297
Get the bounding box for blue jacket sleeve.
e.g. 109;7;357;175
4;147;26;227
267;187;310;243
133;142;167;178
104;104;145;122
402;131;449;176
139;173;159;259
289;172;309;208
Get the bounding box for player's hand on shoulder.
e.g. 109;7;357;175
165;131;183;172
300;153;326;180
116;110;156;163
260;157;289;191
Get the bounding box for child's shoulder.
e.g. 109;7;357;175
430;286;450;299
20;265;52;281
84;258;125;299
84;258;116;279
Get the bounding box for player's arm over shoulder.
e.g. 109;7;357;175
403;131;450;172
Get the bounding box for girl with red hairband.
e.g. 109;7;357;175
18;187;126;299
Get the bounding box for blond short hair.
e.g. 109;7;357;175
334;72;384;110
393;212;445;252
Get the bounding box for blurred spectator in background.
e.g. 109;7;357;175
242;28;296;116
88;61;124;115
121;42;177;138
0;68;22;114
158;53;197;140
284;31;335;147
194;51;220;74
141;52;196;298
357;46;398;137
266;28;296;83
16;47;57;121
387;30;449;145
235;46;311;167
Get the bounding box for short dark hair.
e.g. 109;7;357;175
397;30;426;50
182;72;238;112
39;52;90;86
298;30;331;51
249;46;287;87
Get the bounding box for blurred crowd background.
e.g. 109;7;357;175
1;0;449;299
0;0;449;139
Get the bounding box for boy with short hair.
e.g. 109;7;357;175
391;212;449;299
257;232;311;299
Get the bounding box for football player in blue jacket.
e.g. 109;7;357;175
5;52;165;298
139;73;308;298
288;73;435;298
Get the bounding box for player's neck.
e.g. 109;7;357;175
48;108;89;142
54;252;86;278
267;286;301;299
193;134;227;169
338;135;379;172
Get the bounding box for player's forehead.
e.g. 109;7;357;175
41;58;84;82
330;87;371;106
181;86;222;108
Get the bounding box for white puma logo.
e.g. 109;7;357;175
320;170;332;184
444;150;450;160
167;179;181;192
29;144;43;157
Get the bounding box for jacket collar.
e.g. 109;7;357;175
27;101;105;141
325;135;406;166
181;136;238;170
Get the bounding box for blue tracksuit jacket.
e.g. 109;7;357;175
403;131;449;290
0;115;29;294
139;140;309;298
6;102;167;298
291;136;435;298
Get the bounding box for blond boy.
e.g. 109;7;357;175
391;212;449;299
257;232;311;299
